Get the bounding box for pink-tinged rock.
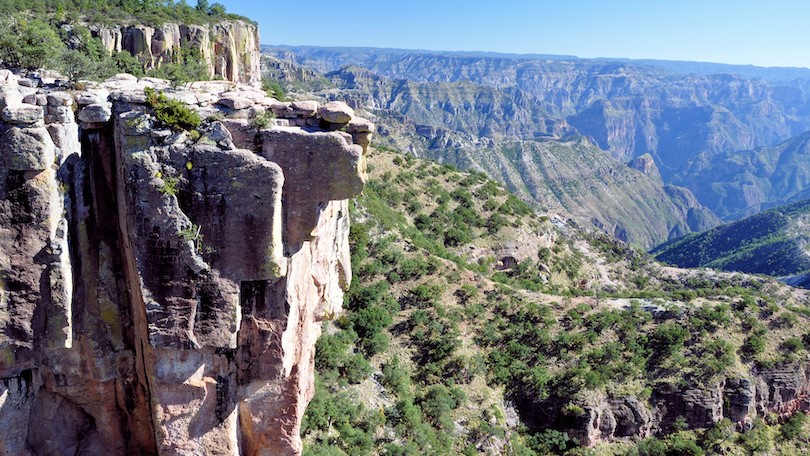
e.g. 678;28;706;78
290;100;319;117
261;127;366;246
345;116;375;134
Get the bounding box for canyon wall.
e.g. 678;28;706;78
91;20;262;86
522;361;810;447
0;70;371;455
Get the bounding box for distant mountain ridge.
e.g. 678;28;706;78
264;45;810;225
652;199;810;282
263;45;810;82
673;131;810;220
263;56;721;247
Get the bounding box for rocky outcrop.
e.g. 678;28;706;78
627;153;661;181
528;364;810;447
0;70;371;455
265;57;721;247
91;20;261;86
267;47;810;222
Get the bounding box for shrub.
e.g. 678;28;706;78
665;434;704;456
628;436;667;456
780;337;803;354
418;384;463;430
158;174;180;196
526;429;572;454
262;79;286;100
649;323;689;359
697;339;734;378
251;111;276;129
742;334;766;358
144;87;201;130
780;412;807;441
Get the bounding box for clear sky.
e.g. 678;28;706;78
221;0;810;68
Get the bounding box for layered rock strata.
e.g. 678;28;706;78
0;69;370;455
527;363;810;447
90;20;261;86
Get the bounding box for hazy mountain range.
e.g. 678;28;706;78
263;45;810;248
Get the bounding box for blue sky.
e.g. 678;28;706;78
222;0;810;68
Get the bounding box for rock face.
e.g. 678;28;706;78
0;72;371;455
627;153;661;181
91;20;262;86
266;47;810;225
523;365;810;447
264;56;721;248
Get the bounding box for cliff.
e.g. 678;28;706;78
266;47;810;222
91;20;262;86
0;70;371;455
271;62;719;247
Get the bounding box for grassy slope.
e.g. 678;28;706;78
652;199;810;278
301;147;810;456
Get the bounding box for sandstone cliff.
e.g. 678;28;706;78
91;20;262;86
0;69;371;455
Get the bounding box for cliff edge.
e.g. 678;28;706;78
91;20;262;86
0;70;371;455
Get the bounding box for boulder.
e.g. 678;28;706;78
108;73;138;82
0;69;17;84
2;105;44;125
345;117;375;133
2;127;56;171
202;121;235;149
46;92;74;107
0;86;22;109
217;96;253;110
290;100;319;117
45;106;75;124
318;101;354;124
78;103;113;123
75;89;110;106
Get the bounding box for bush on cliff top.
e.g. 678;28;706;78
144;87;201;130
0;0;252;26
0;1;247;82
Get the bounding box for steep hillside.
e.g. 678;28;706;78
265;46;810;224
652;199;810;281
673;131;810;220
327;65;569;141
420;136;719;247
302;147;810;455
264;59;721;248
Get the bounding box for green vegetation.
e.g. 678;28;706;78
652;199;810;279
144;87;201;130
302;147;810;455
0;0;250;27
0;0;245;82
262;79;287;101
